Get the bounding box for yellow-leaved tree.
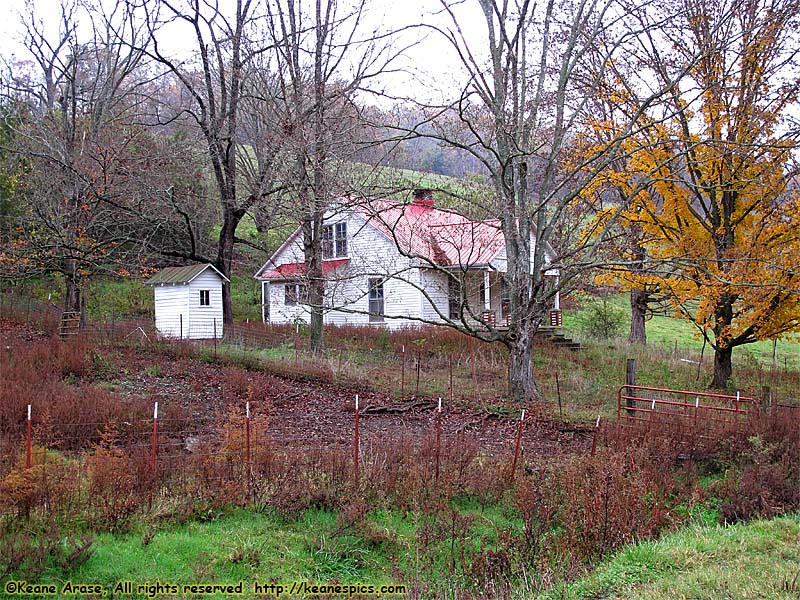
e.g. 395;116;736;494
589;0;800;388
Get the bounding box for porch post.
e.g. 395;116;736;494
483;270;491;311
551;270;560;311
261;281;268;323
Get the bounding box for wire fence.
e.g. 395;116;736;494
6;397;525;523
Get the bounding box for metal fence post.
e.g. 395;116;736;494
150;402;158;509
246;401;252;500
509;410;525;483
26;405;32;468
435;398;442;486
354;395;359;486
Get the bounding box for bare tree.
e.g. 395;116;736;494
385;0;703;401
137;0;287;324
0;0;152;318
262;0;409;353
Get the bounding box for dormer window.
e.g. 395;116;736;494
322;222;347;259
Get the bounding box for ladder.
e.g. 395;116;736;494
59;312;81;338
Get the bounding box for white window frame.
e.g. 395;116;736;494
322;222;347;259
284;282;308;306
368;278;384;322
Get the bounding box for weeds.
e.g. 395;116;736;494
1;309;798;597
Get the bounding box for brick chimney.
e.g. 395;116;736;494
412;188;434;208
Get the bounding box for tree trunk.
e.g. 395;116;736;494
64;260;82;315
302;210;325;355
309;291;324;354
219;219;233;325
629;288;648;344
217;216;239;325
711;346;733;389
507;324;540;402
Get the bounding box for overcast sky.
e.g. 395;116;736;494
0;0;489;104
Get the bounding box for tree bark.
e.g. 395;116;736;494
629;288;648;344
507;320;541;402
711;346;733;389
303;210;325;355
217;209;243;325
64;260;82;315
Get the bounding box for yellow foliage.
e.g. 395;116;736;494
576;0;800;359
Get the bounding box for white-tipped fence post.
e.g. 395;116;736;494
354;395;360;486
435;398;442;485
26;405;32;468
150;401;158;509
246;401;252;499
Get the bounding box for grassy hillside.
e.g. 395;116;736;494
543;514;800;600
565;293;799;372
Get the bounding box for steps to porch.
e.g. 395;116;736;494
480;310;582;351
537;327;583;352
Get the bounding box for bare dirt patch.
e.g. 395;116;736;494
108;346;593;459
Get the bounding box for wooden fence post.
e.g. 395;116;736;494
625;359;636;417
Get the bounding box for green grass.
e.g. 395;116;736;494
564;293;799;372
542;514;800;600
12;502;526;599
25;509;401;598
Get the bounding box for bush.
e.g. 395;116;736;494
577;298;626;340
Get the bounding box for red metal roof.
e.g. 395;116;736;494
259;258;350;280
356;200;505;266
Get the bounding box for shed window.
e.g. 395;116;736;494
199;290;210;306
368;278;384;322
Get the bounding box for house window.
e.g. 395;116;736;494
322;222;347;259
448;276;463;319
284;283;308;306
501;277;511;318
368;278;384;321
199;290;210;306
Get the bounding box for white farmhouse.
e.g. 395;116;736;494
145;264;229;339
254;192;560;329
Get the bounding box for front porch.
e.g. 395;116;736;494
451;269;561;331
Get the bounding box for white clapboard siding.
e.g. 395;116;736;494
260;208;533;330
154;285;189;338
187;269;224;339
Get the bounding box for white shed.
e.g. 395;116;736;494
144;264;229;339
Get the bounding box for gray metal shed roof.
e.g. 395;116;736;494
144;263;230;286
